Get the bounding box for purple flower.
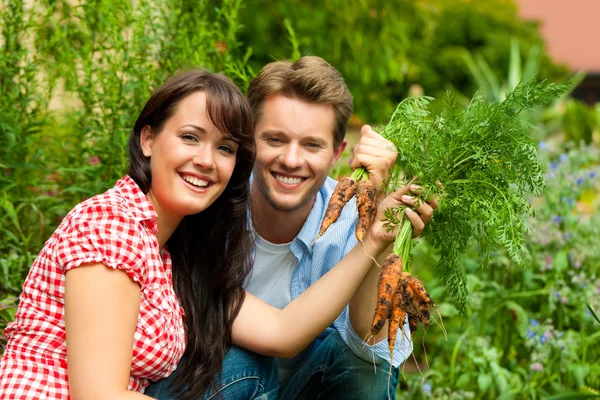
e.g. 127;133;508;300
576;177;584;185
531;362;544;371
551;215;562;223
538;141;548;151
560;153;569;163
423;382;432;394
550;162;559;170
590;171;597;179
563;233;572;241
529;319;540;327
543;331;553;340
539;335;548;344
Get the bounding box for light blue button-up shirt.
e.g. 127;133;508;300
283;176;413;368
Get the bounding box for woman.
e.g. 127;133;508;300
0;70;256;399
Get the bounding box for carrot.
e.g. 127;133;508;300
370;253;403;336
409;276;434;329
355;179;377;241
315;177;357;240
387;284;408;358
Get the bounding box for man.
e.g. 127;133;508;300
146;56;436;399
244;56;435;399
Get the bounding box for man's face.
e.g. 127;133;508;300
252;94;346;213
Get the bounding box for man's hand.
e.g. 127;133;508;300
350;125;397;191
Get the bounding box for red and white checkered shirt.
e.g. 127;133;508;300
0;176;186;398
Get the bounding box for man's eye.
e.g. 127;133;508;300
306;142;321;148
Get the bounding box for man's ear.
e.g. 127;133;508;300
330;139;347;168
140;126;153;157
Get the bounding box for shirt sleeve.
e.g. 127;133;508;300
55;205;147;284
332;219;414;368
333;308;413;368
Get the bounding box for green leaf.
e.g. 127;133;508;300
504;300;529;335
545;394;599;400
586;302;600;324
478;373;492;392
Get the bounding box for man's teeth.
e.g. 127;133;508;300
183;175;209;187
275;174;302;185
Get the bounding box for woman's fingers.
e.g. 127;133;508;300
404;208;425;237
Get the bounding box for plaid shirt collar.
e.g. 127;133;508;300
115;175;159;235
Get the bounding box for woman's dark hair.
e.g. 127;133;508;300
128;70;255;399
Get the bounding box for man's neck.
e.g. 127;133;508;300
251;189;315;245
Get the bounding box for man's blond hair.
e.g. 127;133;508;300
247;56;353;147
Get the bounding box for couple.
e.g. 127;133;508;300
0;56;436;399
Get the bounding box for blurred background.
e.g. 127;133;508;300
1;0;598;398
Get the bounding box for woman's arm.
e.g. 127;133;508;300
231;188;408;358
65;263;153;400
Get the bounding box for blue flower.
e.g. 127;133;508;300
576;177;584;185
539;335;548;344
538;141;548;151
551;215;562;223
560;153;569;162
526;330;536;339
590;171;597;179
529;319;540;326
550;162;559;170
423;382;432;394
563;233;572;240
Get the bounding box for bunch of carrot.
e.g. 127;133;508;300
316;77;570;365
315;167;376;243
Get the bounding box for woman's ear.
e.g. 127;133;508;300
140;126;153;157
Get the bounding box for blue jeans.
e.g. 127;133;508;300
278;328;399;400
146;329;399;400
144;346;279;399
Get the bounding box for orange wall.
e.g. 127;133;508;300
518;0;600;72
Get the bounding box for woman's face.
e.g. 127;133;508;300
141;91;238;224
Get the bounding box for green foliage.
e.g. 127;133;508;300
400;143;600;399
381;78;570;314
563;99;597;145
236;0;568;122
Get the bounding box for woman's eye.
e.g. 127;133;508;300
181;134;198;142
218;145;235;154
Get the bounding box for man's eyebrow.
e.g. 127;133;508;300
259;129;284;137
303;136;329;146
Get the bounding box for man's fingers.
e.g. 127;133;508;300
360;124;372;136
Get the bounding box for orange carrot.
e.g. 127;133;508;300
355;179;377;241
316;177;357;239
388;284;408;358
370;254;403;336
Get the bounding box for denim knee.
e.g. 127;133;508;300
144;346;279;400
